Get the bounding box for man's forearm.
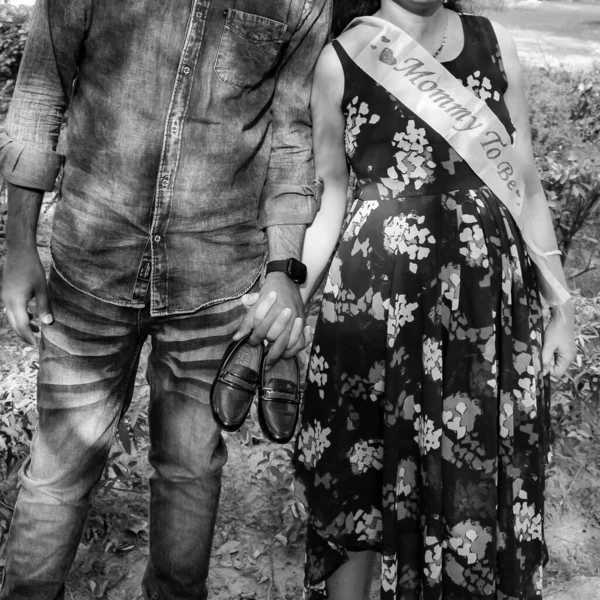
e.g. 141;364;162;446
0;0;87;191
258;0;331;231
266;224;306;261
6;182;44;251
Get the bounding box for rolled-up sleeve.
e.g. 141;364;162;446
0;132;63;190
0;0;88;191
258;0;332;229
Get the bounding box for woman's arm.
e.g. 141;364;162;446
234;0;332;362
492;21;576;377
239;44;348;347
492;22;567;286
300;44;350;303
301;45;348;301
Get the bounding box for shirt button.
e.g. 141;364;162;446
182;65;191;75
195;11;202;19
171;122;179;135
160;176;170;187
154;235;161;243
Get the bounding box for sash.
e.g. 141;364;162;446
341;16;571;309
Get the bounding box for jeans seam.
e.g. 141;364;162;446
136;307;142;339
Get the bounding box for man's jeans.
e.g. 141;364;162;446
1;267;249;600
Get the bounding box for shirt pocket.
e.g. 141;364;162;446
214;9;288;88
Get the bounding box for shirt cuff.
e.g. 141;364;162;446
259;178;324;229
0;131;63;191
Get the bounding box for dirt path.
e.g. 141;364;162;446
484;1;600;71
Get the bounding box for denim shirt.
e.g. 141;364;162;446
0;0;330;316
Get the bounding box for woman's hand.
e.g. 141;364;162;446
237;291;313;360
541;303;577;378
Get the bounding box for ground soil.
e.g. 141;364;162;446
484;1;600;71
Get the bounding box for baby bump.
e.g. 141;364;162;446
328;187;533;309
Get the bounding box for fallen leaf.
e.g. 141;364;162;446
215;540;241;555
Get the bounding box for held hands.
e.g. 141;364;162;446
2;247;54;347
541;303;577;379
233;272;312;365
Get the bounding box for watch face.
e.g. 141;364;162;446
287;258;307;284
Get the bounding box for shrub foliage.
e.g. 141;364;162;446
571;72;600;144
0;2;31;114
526;66;600;271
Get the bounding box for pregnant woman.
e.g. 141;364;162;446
293;0;576;598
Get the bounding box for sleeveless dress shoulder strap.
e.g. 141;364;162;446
456;14;509;92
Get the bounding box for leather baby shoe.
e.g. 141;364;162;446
257;353;301;444
210;333;265;432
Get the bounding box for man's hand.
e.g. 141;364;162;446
3;247;53;346
234;272;309;364
2;183;52;347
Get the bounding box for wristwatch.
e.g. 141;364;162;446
265;258;307;285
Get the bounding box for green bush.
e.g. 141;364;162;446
551;293;600;443
525;66;600;265
0;2;32;114
0;344;37;481
525;66;599;163
571;72;600;144
541;156;600;259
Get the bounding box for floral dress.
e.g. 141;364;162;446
294;14;550;600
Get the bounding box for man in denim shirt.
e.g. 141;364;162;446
0;0;331;598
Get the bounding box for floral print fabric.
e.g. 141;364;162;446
294;15;550;600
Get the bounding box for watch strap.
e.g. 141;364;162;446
265;260;289;275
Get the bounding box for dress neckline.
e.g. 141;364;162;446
440;13;466;65
347;13;467;67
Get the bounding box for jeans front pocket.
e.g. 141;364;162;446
214;9;287;88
